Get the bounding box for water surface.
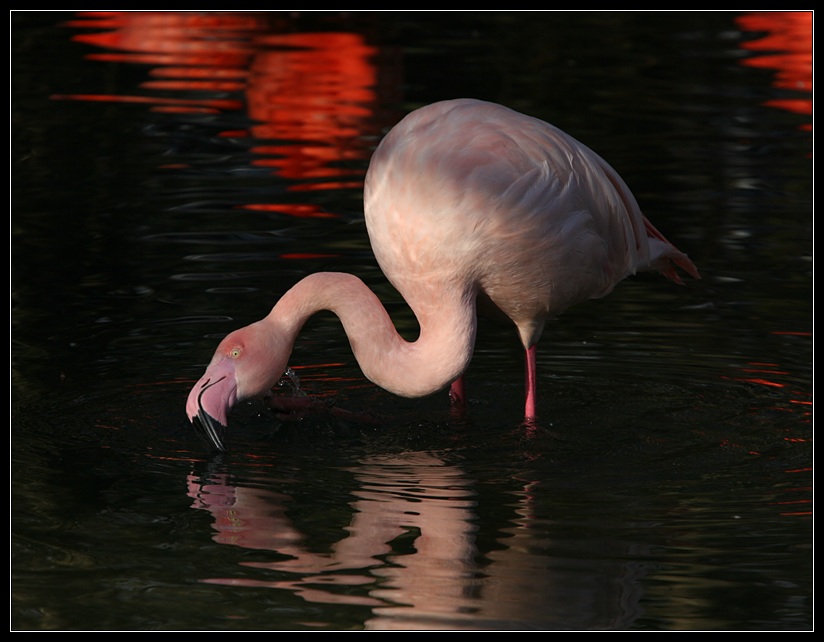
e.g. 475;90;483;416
12;11;811;630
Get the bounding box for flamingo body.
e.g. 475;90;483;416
187;99;699;450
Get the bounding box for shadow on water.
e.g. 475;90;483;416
12;11;810;630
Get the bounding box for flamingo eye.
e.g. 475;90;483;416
230;347;241;359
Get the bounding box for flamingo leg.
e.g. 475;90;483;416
524;344;538;419
449;376;466;406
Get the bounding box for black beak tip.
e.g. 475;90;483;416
191;411;228;452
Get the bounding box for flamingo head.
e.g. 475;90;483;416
186;321;289;451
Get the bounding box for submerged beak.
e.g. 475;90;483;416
186;358;238;452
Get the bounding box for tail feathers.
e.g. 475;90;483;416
643;215;701;285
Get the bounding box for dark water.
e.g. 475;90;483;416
11;11;811;631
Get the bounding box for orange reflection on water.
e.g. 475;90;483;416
736;11;812;126
245;32;377;191
67;11;263;68
57;12;380;210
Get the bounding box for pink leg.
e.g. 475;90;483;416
524;344;538;419
449;376;466;407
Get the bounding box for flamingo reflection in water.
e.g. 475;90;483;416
187;451;644;629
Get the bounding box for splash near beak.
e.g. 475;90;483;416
186;358;238;452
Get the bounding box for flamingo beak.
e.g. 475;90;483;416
186;358;238;452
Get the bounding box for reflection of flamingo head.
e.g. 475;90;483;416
186;321;290;451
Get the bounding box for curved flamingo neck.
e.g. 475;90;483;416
267;272;477;399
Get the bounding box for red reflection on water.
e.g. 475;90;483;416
736;11;812;127
245;32;377;191
720;347;811;435
716;344;811;517
240;203;338;219
725;360;789;389
56;11;381;210
49;92;243;114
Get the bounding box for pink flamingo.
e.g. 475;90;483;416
186;99;699;450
